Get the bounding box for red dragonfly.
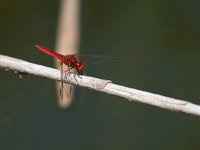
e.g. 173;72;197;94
35;45;85;75
35;45;114;98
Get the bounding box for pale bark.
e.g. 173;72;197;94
1;54;200;117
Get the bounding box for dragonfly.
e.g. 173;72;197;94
35;45;114;98
35;45;85;75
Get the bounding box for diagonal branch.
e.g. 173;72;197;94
1;54;200;117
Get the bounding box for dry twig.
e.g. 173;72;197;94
1;54;200;117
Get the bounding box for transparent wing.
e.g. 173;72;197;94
73;54;116;65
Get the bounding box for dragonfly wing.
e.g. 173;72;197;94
73;54;116;65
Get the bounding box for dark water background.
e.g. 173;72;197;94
1;0;200;149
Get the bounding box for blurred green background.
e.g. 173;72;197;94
1;0;200;149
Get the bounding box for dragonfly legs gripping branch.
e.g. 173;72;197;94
35;45;113;99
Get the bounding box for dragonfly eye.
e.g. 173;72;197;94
76;61;85;71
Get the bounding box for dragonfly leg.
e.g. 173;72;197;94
64;62;72;81
73;74;78;82
73;74;82;82
62;63;73;97
64;65;72;74
60;63;64;99
64;68;71;78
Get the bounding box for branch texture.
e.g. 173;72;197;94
1;54;200;117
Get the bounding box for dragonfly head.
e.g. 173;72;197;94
76;61;85;74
